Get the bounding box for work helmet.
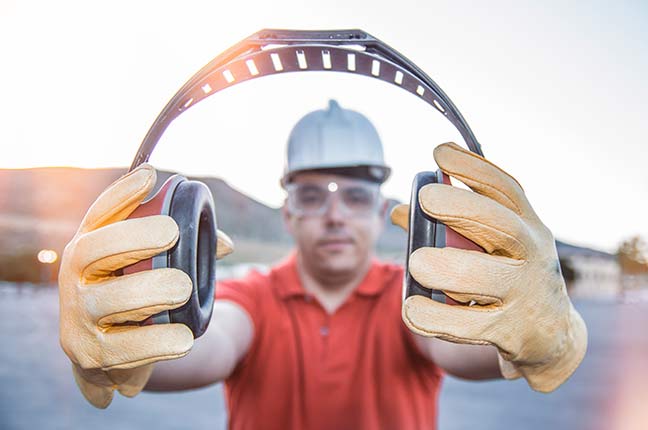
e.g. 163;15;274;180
282;100;391;185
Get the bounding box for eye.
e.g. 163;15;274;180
296;186;326;206
343;188;374;207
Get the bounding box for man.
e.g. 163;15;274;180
58;100;587;429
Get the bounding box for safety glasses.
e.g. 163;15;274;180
285;180;382;217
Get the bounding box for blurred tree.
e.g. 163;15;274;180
617;236;648;275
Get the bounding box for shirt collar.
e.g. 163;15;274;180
271;252;305;299
271;251;392;300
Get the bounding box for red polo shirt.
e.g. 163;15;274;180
216;253;443;430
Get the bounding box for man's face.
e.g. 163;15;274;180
283;172;386;283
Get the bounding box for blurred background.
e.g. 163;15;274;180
1;0;647;429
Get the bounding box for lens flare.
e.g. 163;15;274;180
37;249;58;264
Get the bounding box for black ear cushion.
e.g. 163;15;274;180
167;180;217;338
404;170;447;302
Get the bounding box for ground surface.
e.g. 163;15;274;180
1;282;646;430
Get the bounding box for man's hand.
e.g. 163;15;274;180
392;142;587;393
59;165;194;408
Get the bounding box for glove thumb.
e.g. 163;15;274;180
390;204;409;231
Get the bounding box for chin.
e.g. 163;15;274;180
318;253;361;275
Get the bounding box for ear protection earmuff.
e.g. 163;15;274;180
404;171;484;304
123;175;217;338
127;29;486;337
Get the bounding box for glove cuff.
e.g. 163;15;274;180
502;305;588;393
72;364;115;409
71;363;154;408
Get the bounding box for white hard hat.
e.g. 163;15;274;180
282;100;391;184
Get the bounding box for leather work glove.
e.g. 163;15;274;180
58;164;233;408
391;142;587;393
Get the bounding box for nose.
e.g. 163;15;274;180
323;194;345;224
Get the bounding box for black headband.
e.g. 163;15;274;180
130;29;483;172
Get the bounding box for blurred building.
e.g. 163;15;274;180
557;240;621;298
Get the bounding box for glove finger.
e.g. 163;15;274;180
390;204;409;231
74;215;178;281
72;364;114;409
79;164;157;234
110;364;155;397
419;183;531;259
409;247;521;305
433;143;537;220
216;229;234;260
101;323;194;370
82;268;192;326
402;295;500;345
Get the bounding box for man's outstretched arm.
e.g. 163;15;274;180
146;300;253;391
414;335;502;380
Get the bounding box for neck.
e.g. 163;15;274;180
296;253;372;314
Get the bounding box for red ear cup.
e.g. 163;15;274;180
438;172;484;254
123;175;217;338
404;170;484;304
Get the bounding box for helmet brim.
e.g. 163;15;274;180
281;165;391;187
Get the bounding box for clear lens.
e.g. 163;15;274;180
286;181;380;217
340;186;376;212
294;184;328;212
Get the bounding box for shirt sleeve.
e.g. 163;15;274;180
215;271;265;340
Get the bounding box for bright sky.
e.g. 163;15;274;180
1;0;647;252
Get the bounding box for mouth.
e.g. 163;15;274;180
317;237;355;251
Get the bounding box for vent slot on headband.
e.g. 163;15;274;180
347;53;356;71
296;50;308;69
394;70;404;85
322;50;332;69
270;53;283;71
371;60;381;77
223;69;235;83
246;59;259;76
